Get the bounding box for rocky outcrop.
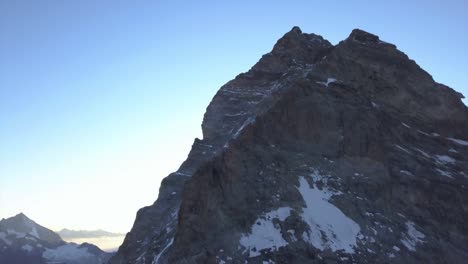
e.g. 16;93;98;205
110;27;468;264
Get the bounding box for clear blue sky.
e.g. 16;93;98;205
1;0;467;233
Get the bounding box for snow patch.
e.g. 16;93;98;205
401;122;411;129
297;176;361;253
225;112;247;117
400;170;414;176
316;78;337;87
43;244;92;262
436;168;453;179
447;137;468;146
395;145;410;154
0;232;12;245
286;229;296;242
239;207;292;257
29;227;39;238
233;117;255;138
174;171;191;177
400;221;425;251
21;244;33;252
417;130;430;136
414;148;431;159
434;155;455;165
152;238;174;264
7;229;26;238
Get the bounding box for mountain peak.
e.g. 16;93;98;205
4;212;36;228
14;212;29;220
288;26;302;34
247;27;332;75
348;28;380;43
110;27;468;264
0;214;113;263
0;212;64;247
272;26;329;52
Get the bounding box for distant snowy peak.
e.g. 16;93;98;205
0;212;63;247
0;213;113;264
12;213;35;228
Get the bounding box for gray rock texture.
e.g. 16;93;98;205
109;27;468;264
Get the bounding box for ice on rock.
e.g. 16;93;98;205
401;122;411;128
395;145;411;154
447;137;468;146
400;170;414;176
448;148;458;153
400;221;425;251
21;244;33;252
414;148;431;159
316;78;337;87
152;238;174;264
434;155;455;165
436;168;453;179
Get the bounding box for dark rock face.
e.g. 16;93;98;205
0;213;112;264
109;27;468;264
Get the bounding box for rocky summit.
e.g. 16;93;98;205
109;27;468;264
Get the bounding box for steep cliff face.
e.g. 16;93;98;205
109;27;468;264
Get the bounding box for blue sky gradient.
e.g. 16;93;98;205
1;0;467;233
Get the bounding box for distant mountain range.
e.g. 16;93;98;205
0;213;113;264
57;228;124;239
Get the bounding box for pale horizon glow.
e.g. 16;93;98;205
60;236;126;252
1;0;467;239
